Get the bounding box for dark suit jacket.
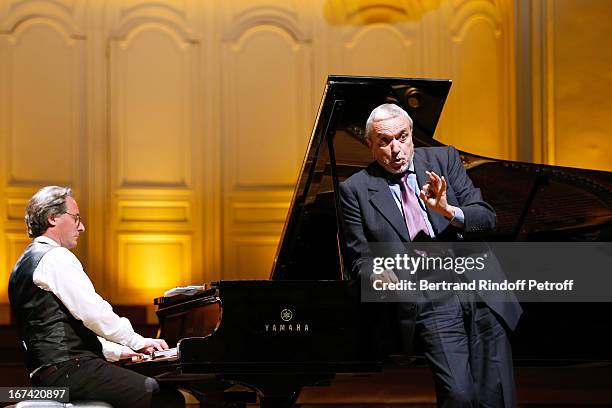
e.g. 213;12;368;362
339;145;522;331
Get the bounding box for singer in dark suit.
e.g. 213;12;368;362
339;103;522;408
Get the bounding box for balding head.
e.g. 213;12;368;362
365;104;413;142
364;104;415;174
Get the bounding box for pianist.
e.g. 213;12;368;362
339;104;522;408
8;186;184;408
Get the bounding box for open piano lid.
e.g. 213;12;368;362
271;76;452;281
271;75;612;282
270;75;612;363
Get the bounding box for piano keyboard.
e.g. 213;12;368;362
131;347;178;363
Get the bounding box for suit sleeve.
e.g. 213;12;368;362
339;181;373;279
445;146;496;233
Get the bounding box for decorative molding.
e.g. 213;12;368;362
335;21;419;80
529;0;555;165
0;0;84;38
345;23;413;49
515;0;533;162
543;0;555;165
323;0;441;26
111;187;195;199
119;22;193;48
6;198;27;221
118;200;191;223
120;1;189;21
8;0;75;10
5;15;82;43
450;13;500;43
225;191;292;221
447;0;502;42
224;235;281;280
2;232;30;302
231;202;290;224
229;22;303;51
108;0;198;43
223;5;309;43
111;16;198;44
5;232;30;262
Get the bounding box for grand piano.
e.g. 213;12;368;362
126;76;612;406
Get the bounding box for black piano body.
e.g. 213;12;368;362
126;76;612;405
127;280;383;407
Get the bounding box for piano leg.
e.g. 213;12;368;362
181;374;335;408
187;380;231;408
259;393;299;408
222;374;334;408
198;391;223;408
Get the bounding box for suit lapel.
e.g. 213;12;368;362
366;165;410;241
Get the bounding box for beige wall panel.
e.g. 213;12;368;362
551;0;612;171
106;4;203;302
110;26;194;188
341;24;418;77
440;19;508;159
223;25;311;190
436;2;514;159
232;202;290;224
118;200;191;223
225;236;280;280
3;19;83;186
0;2;7;19
6;198;27;221
1;0;578;310
114;234;191;304
222;193;291;279
2;233;30;301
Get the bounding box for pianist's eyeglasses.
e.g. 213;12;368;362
64;212;83;227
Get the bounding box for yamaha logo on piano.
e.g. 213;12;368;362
264;308;310;334
280;309;292;321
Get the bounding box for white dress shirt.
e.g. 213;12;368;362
32;236;146;362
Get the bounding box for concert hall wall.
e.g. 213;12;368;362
0;0;611;318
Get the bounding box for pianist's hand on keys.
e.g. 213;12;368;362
116;338;170;361
138;338;169;354
130;347;178;363
119;344;144;360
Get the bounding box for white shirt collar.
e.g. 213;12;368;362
34;235;60;247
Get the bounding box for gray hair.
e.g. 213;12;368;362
25;186;73;238
364;103;414;141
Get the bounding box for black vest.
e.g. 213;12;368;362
8;240;103;372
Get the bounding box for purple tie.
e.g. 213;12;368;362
399;173;429;241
